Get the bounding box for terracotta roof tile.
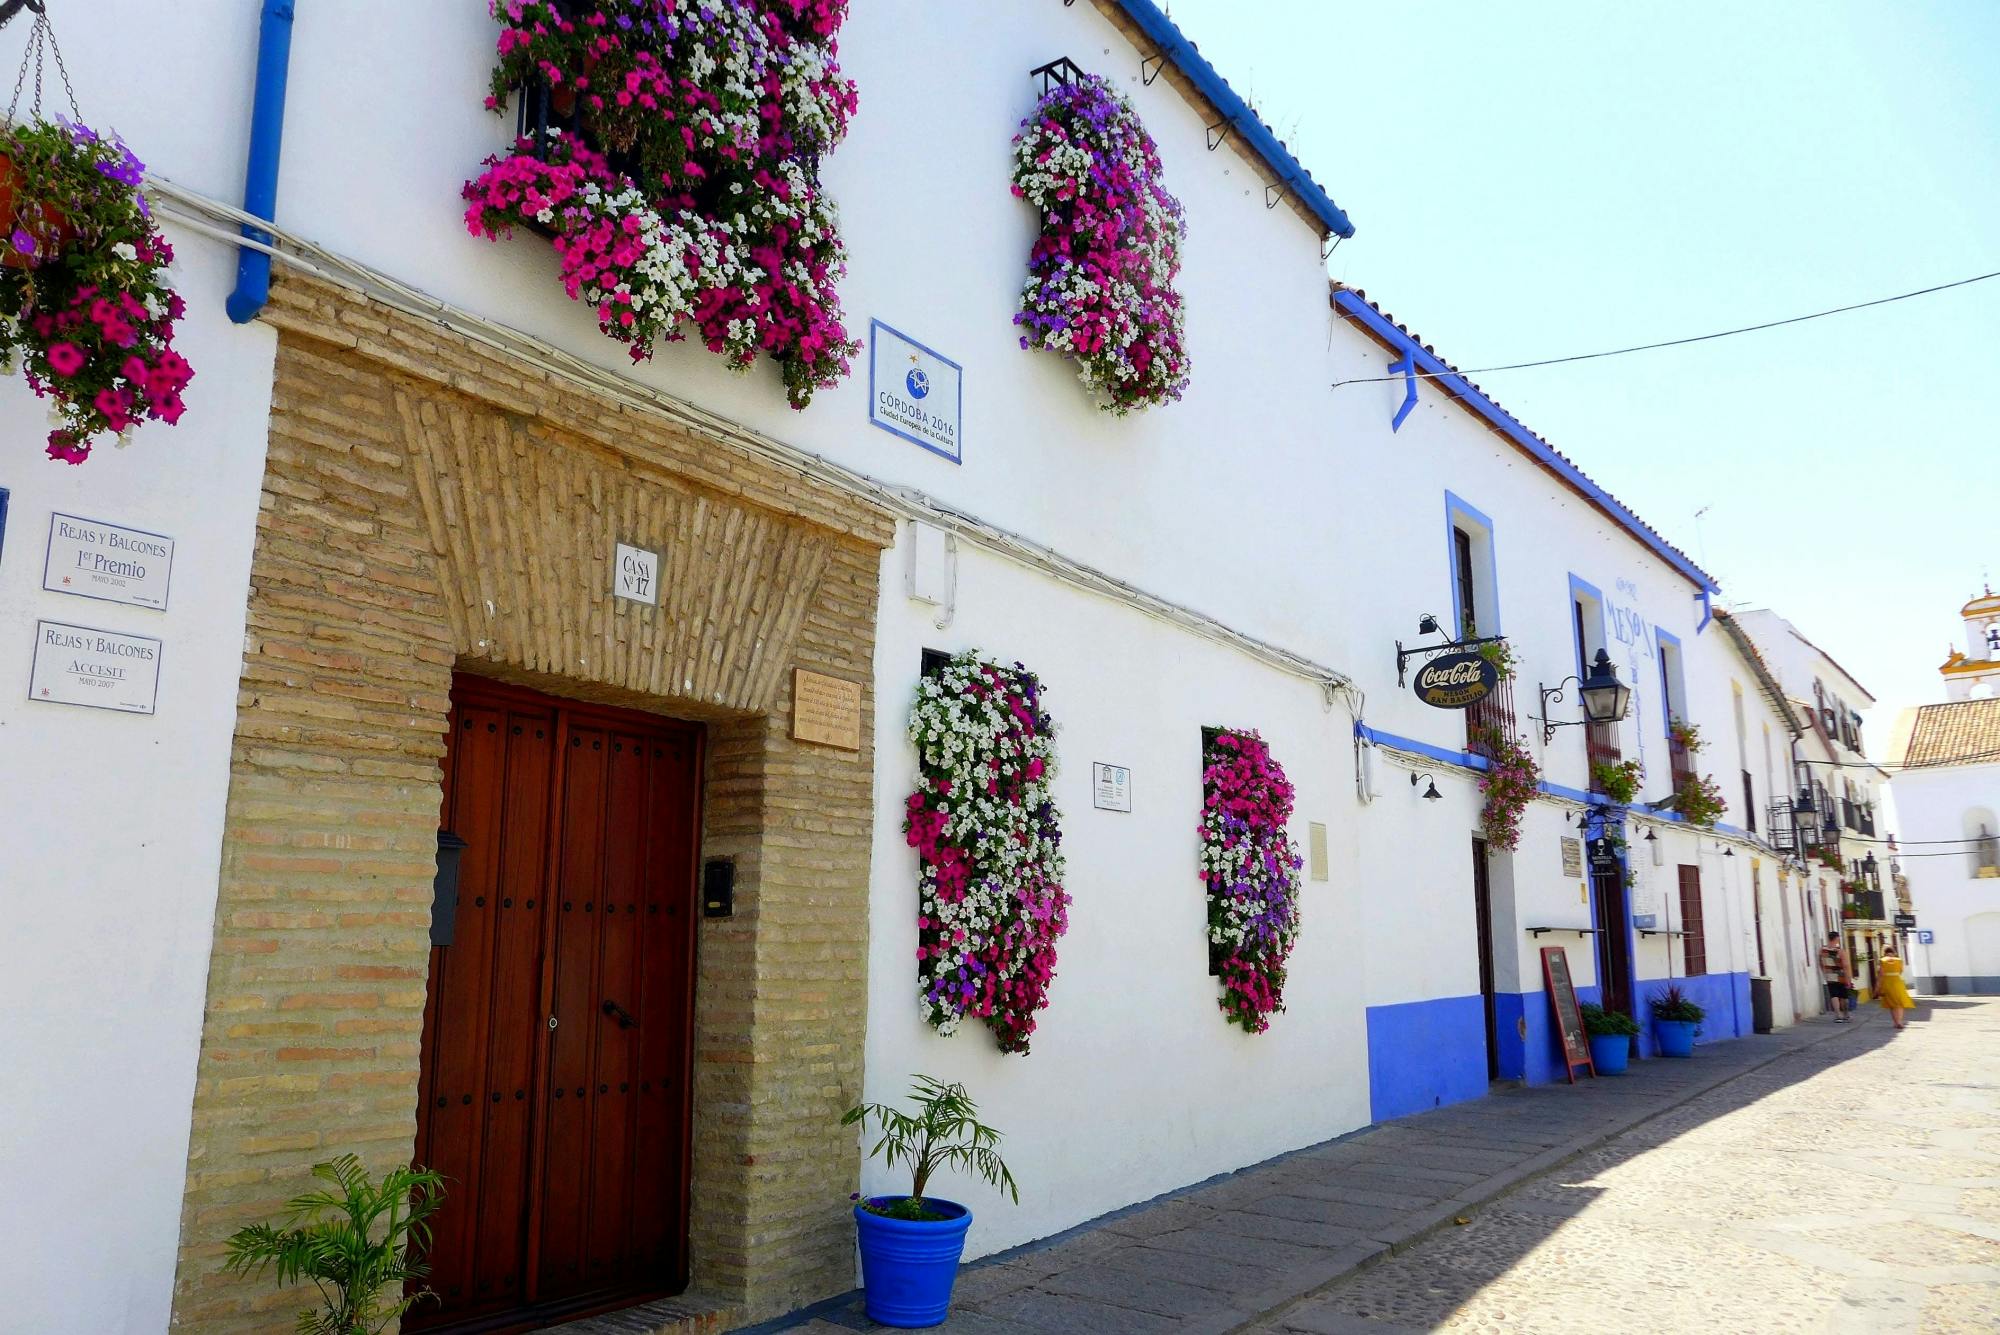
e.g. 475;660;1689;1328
1900;698;2000;769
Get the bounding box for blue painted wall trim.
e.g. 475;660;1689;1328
228;0;297;324
1655;625;1684;736
1353;722;1490;773
1334;290;1720;596
1365;994;1489;1122
1109;0;1355;238
1567;573;1606;675
1504;981;1604;1085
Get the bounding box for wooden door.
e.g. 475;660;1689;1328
1470;838;1499;1081
412;677;701;1332
1590;858;1632;1017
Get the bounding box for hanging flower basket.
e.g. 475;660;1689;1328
2;11;192;463
1011;72;1189;414
463;0;860;410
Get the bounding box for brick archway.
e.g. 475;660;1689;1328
172;277;891;1331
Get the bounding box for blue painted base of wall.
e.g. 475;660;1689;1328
1634;973;1751;1058
1502;983;1603;1085
1365;994;1489;1122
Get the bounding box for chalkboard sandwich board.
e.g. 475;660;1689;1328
1540;945;1596;1085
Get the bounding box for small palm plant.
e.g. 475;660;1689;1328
843;1075;1018;1221
222;1154;445;1335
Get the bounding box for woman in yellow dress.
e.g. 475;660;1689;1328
1877;945;1915;1030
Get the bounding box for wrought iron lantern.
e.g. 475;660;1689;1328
1538;648;1632;744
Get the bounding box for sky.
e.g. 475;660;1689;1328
1165;0;2000;732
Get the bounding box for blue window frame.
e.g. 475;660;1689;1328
1568;574;1606;675
1445;492;1499;638
1656;626;1686;733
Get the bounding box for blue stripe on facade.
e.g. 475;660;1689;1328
1364;994;1489;1121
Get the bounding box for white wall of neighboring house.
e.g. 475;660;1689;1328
1891;761;2000;989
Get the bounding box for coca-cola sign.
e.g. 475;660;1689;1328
1412;650;1498;709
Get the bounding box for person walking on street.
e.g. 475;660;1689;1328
1876;944;1915;1030
1820;931;1853;1021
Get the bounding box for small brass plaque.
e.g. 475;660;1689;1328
792;668;862;751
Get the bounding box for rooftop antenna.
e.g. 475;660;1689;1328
1692;504;1713;578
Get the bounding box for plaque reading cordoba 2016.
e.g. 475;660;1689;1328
1412;650;1499;709
792;668;862;751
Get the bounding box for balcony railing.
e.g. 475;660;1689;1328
1846;889;1887;922
1465;676;1517;760
1666;734;1695;792
1585;720;1620;782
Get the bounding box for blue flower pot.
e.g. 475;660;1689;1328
1654;1019;1697;1058
854;1197;973;1328
1589;1032;1631;1074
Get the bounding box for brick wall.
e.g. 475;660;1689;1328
171;275;891;1329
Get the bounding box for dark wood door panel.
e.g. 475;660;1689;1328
417;676;702;1332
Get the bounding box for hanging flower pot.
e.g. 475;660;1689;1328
2;9;193;463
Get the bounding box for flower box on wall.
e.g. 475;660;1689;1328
1011;70;1189;414
463;0;860;409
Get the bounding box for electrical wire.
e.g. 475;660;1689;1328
1332;270;2000;389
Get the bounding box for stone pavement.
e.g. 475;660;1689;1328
746;1002;2000;1334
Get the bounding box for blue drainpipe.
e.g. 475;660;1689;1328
227;0;297;324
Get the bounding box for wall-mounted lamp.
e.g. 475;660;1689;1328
1861;851;1880;890
1537;648;1632;745
1410;772;1443;802
1643;827;1659;842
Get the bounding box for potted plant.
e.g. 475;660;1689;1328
2;115;193;463
842;1075;1018;1328
222;1154;445;1334
1580;1002;1640;1074
1590;758;1645;806
1473;638;1518;680
1648;984;1707;1058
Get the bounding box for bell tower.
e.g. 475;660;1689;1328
1943;585;2000;700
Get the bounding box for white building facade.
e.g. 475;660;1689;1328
0;2;1842;1331
1888;591;2000;992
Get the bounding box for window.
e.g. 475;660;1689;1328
1742;770;1756;832
1453;528;1478;636
1677;865;1707;976
1445;493;1498;638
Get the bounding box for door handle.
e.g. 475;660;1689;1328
601;999;638;1030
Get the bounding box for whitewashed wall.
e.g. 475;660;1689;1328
864;532;1369;1256
1890;763;2000;989
0;234;276;1333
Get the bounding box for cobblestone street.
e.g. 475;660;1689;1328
770;1001;2000;1335
1255;1001;2000;1335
